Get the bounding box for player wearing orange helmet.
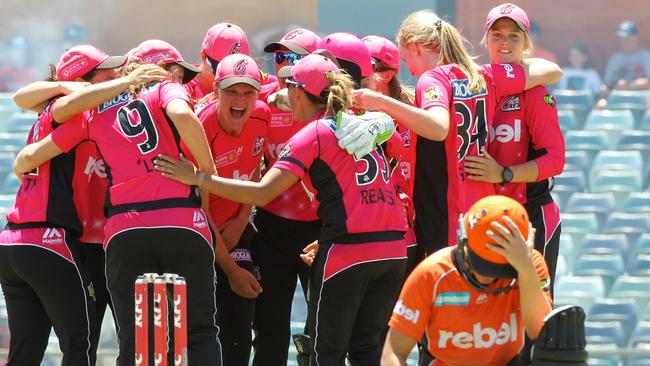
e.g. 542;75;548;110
382;195;553;366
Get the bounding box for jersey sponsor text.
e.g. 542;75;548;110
438;313;518;349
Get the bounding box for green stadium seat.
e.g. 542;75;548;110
565;192;616;226
555;275;605;313
603;212;650;245
565;150;590;175
591;169;642;206
584;109;635;143
558;109;578;132
562;212;600;247
585;321;626;347
574;253;625;292
609;276;650;315
589;298;638;337
624;192;650;213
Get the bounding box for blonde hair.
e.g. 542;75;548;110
480;22;534;60
121;61;150;97
301;72;355;116
397;9;486;94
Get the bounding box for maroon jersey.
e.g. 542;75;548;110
414;64;526;251
273;117;407;243
490;86;565;204
5;101;82;235
193;99;270;227
261;80;319;222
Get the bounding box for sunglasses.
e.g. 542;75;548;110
274;51;302;65
285;78;305;88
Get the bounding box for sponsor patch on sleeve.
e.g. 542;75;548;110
424;85;443;101
540;278;551;292
434;292;470;306
543;94;556;109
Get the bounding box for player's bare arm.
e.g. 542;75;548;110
521;58;563;89
381;328;417;366
13;81;90;113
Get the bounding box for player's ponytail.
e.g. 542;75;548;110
397;9;486;94
46;64;57;81
325;73;355;116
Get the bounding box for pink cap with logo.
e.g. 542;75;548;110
202;23;250;62
484;3;530;33
264;28;321;55
319;32;372;78
215;53;261;91
56;45;127;81
278;53;340;97
362;35;400;72
131;39;201;83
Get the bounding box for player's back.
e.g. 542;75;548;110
89;81;196;213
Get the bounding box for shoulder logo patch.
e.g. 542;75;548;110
501;95;521;112
543;94;556;109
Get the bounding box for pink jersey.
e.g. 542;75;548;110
184;78;210;100
414;64;526;251
273;117;407;243
194;99;270;227
490;86;565;204
5;101;82;234
52;81;200;218
261;80;319;222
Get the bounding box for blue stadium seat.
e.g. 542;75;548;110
558;109;578;132
556;254;568;278
1;174;20;196
553;170;588;206
6;112;36;134
0;194;14;210
588;298;638;337
574;253;625;292
585;343;622;366
603;212;650;245
559;235;575;273
0;94;17;110
624;192;650;213
0;152;15;186
630;254;650;276
641;111;650;130
607;103;647;128
592;150;643;173
584;109;635;141
635;234;650;257
617;131;650;163
0;132;28;147
0;107;15;132
564;150;590;175
554;89;595;109
609;276;650;315
555;275;605;313
579;234;629;260
629;321;650;348
608;90;650;108
565;130;614;162
585;320;626;347
561;212;600;248
565;192;616;226
591;169;642;206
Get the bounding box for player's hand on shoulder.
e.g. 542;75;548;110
353;88;384;110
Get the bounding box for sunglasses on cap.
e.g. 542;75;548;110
274;51;302;65
285;78;305;88
206;55;219;74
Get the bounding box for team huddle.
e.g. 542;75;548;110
1;3;574;366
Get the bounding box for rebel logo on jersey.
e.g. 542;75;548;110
490;119;522;143
394;300;421;324
438;313;518;349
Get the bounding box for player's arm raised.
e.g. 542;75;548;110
521;58;563;90
13;81;90;113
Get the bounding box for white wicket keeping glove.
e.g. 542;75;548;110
267;88;292;111
334;111;395;159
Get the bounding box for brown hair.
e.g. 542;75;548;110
375;60;415;104
46;64;57;81
397;10;486;94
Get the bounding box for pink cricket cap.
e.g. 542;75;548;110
277;53;340;97
362;35;400;72
131;39;201;84
215;54;261;91
484;3;530;33
56;45;127;81
264;28;322;55
319;32;372;78
202;23;250;62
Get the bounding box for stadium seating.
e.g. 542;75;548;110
629;321;650;348
564;150;590;175
608;90;650;108
617;130;650;163
553;170;588;206
573;253;625;291
5;112;36;134
585;320;627;347
636;234;650;257
561;212;599;248
554;89;595;128
578;234;629;261
558;109;578;132
558;235;574;274
584;109;635;142
565;192;616;226
588;298;638;337
624;192;650;213
603;212;650;245
630;254;650;276
1;174;19;196
590;169;642;206
592;150;643;173
609;276;650;315
641;111;650;130
555;275;605;313
564;130;614;162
